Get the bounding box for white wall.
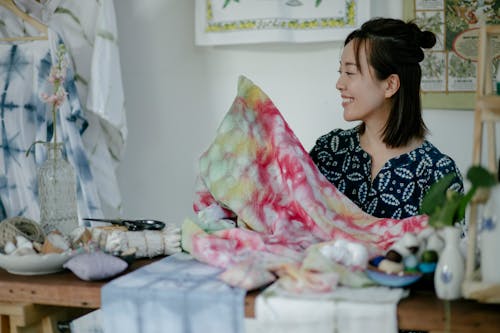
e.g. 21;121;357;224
114;0;482;224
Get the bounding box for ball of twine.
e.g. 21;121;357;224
0;216;45;248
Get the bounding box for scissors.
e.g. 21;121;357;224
83;218;166;231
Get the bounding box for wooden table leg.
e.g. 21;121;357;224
0;302;91;333
0;315;10;333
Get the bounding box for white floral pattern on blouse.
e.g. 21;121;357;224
310;127;464;220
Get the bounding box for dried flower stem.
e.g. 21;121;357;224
27;43;68;157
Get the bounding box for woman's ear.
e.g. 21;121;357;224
385;74;400;98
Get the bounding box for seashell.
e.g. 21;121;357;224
401;233;419;247
70;227;92;247
41;231;70;254
389;242;411;258
4;241;16;254
11;247;36;256
390;233;420;257
400;233;420;254
32;241;43;253
15;235;33;249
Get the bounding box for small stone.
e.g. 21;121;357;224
378;259;404;274
369;255;385;267
403;254;419;270
385;249;403;263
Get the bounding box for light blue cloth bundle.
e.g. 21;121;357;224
101;253;246;333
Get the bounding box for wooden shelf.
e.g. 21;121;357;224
463;280;500;303
477;95;500;115
464;23;500;304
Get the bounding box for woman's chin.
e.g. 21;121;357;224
343;111;359;122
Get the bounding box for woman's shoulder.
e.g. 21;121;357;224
418;141;459;166
416;140;464;192
313;127;359;151
317;127;358;143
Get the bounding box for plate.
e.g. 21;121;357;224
0;252;74;275
365;265;423;287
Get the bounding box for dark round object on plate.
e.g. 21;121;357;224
385;249;403;263
421;249;439;263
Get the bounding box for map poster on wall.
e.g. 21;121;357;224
404;0;500;109
195;0;370;45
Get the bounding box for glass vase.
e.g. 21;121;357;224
38;142;79;236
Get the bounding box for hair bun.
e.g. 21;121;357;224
419;30;436;49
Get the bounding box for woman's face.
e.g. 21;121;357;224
336;40;391;125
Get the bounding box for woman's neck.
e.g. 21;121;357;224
360;124;423;181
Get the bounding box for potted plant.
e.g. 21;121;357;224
420;165;497;300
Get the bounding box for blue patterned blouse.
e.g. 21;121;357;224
309;127;464;219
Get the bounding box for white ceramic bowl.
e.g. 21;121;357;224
0;252;73;275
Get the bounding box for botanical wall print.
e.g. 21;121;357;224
404;0;500;109
195;0;370;45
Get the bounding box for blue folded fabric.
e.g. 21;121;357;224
101;253;246;333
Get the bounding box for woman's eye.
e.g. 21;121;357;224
338;70;355;76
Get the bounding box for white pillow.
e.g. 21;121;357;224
63;251;128;281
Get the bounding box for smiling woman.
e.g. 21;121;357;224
309;17;464;221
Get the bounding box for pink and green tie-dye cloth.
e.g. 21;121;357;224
186;76;428;291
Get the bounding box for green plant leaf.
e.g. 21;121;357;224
421;165;497;228
455;186;476;222
466;165;497;188
427;191;462;228
420;173;456;215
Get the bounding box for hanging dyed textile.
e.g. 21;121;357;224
11;0;127;217
0;29;102;221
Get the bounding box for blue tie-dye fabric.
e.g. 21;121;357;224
101;253;246;333
0;30;102;222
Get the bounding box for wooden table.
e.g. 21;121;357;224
0;258;154;333
0;260;499;333
243;279;500;333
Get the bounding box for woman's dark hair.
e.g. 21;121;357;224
344;17;436;147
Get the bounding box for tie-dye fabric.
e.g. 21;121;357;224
0;30;101;221
189;76;428;289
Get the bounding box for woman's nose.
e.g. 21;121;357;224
335;77;344;91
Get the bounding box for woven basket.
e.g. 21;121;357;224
0;216;45;248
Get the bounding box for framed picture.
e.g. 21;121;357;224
403;0;500;110
195;0;370;46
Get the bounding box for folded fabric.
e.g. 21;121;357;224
101;253;245;333
250;283;406;333
70;309;103;333
188;76;428;290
